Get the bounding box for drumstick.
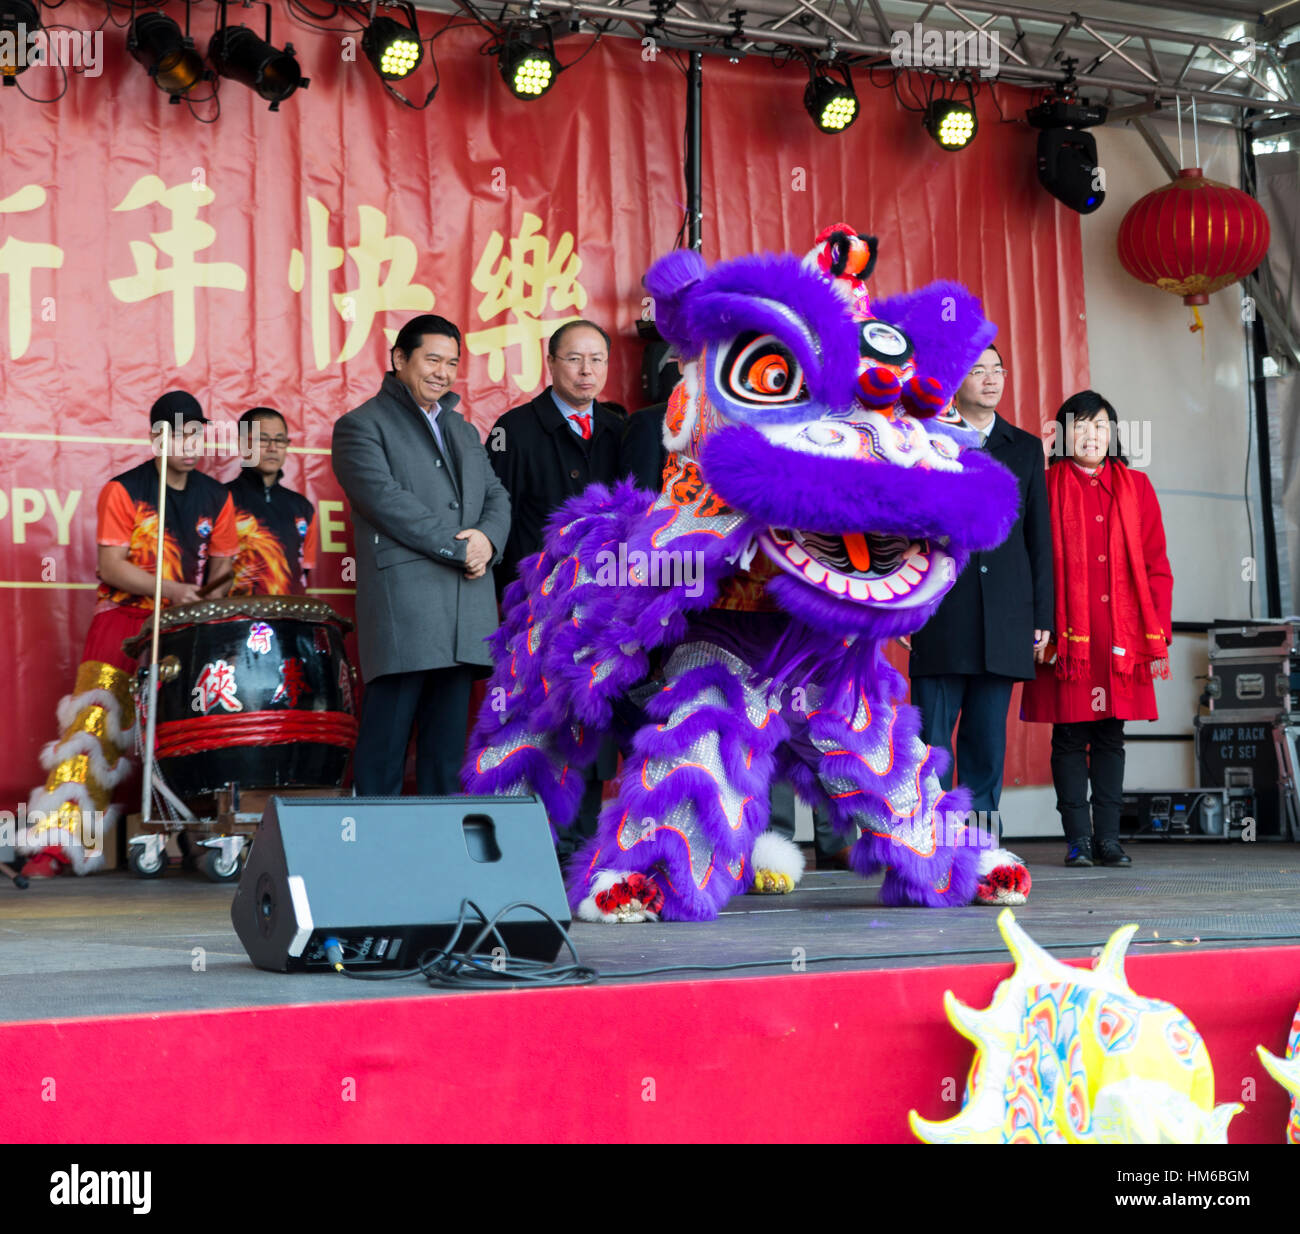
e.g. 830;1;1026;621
141;419;171;827
198;576;229;599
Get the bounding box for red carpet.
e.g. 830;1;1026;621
4;945;1296;1142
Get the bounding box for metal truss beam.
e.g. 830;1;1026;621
417;0;1300;113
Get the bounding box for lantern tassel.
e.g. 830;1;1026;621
1189;305;1206;362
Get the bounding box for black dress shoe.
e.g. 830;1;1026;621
1064;838;1094;867
1096;840;1132;867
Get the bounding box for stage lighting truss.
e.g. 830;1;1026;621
805;61;859;134
924;81;978;151
128;4;209;102
0;0;40;84
497;24;561;100
209;0;308;111
362;5;423;82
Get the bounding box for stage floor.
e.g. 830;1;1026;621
3;837;1299;1023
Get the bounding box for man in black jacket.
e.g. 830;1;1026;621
489;319;623;856
489;320;624;597
909;347;1053;826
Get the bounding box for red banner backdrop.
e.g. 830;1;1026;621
0;1;1087;813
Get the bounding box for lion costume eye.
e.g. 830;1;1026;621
723;333;809;405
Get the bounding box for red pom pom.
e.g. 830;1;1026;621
858;365;903;408
901;374;945;419
594;872;664;916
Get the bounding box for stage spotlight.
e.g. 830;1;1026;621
129;12;206;101
209;19;308;111
498;31;560;99
362;14;422;81
0;0;40;84
925;99;977;150
804;64;858;133
1027;98;1108;214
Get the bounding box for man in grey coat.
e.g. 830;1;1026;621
332;314;511;796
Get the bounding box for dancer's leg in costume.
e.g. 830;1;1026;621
795;653;992;907
569;640;791;922
466;704;601;843
21;606;141;876
465;592;605;840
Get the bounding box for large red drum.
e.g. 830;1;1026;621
125;595;357;801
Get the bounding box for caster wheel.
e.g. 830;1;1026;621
128;843;166;879
200;847;242;883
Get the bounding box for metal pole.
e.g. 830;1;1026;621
687;51;703;252
140;420;170;825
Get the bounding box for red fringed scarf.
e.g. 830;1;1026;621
1049;460;1169;685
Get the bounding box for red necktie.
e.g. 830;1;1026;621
572;413;592;440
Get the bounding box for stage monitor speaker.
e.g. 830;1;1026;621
231;795;569;972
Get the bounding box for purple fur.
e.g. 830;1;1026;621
765;571;965;642
649;252;861;411
468;236;1028;919
643;249;708;351
700;425;1020;550
872;282;997;402
565;666;787;920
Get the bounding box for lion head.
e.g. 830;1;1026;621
643;224;1020;639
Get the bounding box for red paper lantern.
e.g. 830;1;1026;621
1116;167;1270;306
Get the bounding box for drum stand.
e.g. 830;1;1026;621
128;421;250;884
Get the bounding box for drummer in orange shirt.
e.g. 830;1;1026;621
21;391;238;878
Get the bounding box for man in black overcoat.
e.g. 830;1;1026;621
489;319;624;856
909;346;1054;825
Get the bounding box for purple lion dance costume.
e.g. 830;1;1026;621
465;223;1033;922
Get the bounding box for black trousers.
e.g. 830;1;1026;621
1050;718;1126;843
352;666;474;797
556;736;620;860
913;673;1016;819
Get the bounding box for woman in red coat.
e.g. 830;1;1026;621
1021;391;1173;868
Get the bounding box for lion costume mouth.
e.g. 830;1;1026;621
761;527;953;606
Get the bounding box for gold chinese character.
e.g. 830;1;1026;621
109;175;248;366
288;198;434;370
0;185;64;359
465;213;587;392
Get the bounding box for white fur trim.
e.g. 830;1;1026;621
62;843;106;877
661;361;699;453
28;779;96;816
799;248;855;301
21;782;98;854
18;793;117;874
40;730;133;786
978;847;1025;877
56;688;138;748
751;830;806;885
